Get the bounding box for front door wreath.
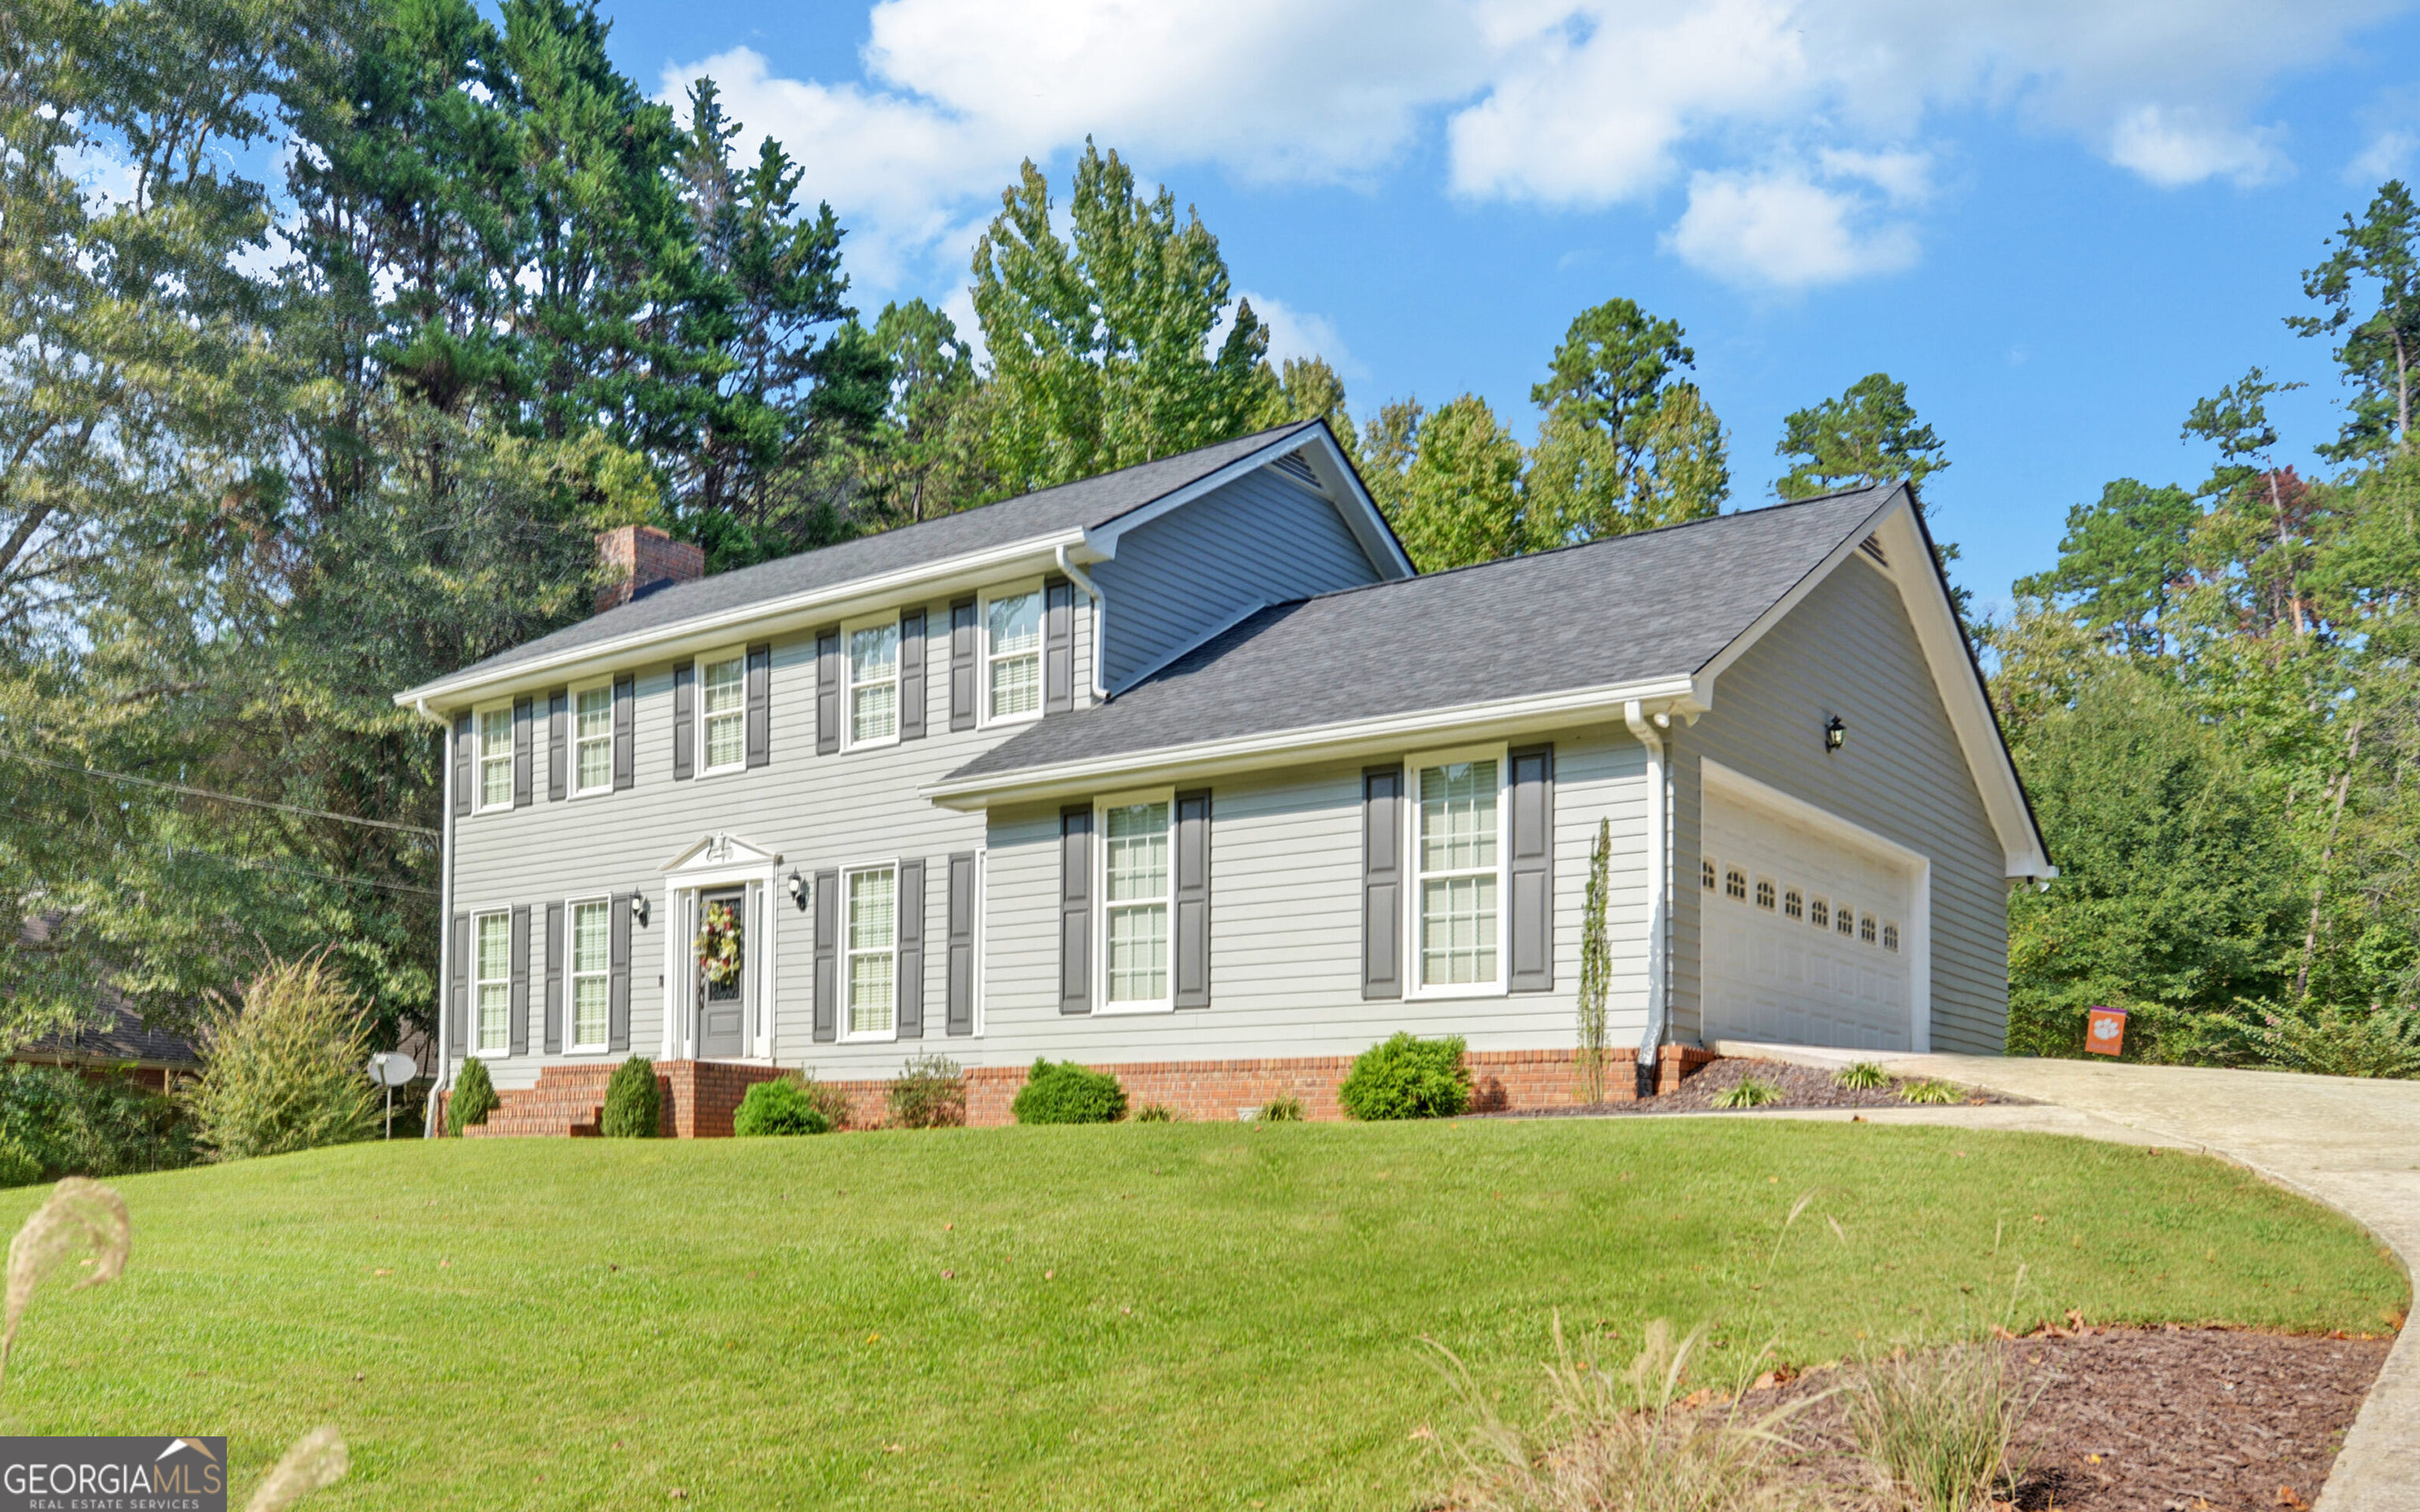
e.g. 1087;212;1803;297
695;900;744;989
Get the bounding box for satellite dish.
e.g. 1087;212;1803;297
366;1051;418;1087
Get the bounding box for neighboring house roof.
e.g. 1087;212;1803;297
935;485;2054;878
395;420;1405;711
8;918;202;1071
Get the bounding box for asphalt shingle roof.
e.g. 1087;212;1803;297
428;421;1323;687
945;485;1898;782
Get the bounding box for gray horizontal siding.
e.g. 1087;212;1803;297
1090;467;1384;692
1671;555;2008;1053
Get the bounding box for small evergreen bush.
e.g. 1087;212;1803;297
446;1058;499;1134
886;1054;967;1128
1258;1095;1305;1123
1134;1102;1176;1123
187;956;378;1161
733;1077;834;1136
1338;1033;1471;1121
1011;1059;1127;1125
600;1056;661;1138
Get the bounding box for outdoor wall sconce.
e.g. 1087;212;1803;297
629;893;650;928
786;870;810;912
1824;714;1847;753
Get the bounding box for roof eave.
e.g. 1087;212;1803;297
922;674;1704;810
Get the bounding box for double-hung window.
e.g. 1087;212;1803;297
1409;749;1505;993
473;910;510;1054
572;684;613;795
700;652;746;773
1100;793;1172;1010
984;587;1043;723
847;618;900;747
845;865;897;1038
567;898;611;1051
476;706;513;811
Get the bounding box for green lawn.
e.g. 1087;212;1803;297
0;1118;2400;1509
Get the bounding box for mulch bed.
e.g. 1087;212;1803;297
1758;1325;2389;1510
1477;1056;2026;1117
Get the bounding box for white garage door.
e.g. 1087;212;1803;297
1700;790;1916;1051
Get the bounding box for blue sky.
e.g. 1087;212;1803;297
590;1;2420;615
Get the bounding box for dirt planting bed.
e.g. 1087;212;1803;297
1480;1056;2027;1117
1763;1325;2389;1510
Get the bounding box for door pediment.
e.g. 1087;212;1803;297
661;832;781;876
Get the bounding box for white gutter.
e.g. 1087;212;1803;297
1624;700;1670;1092
1054;542;1109;703
415;698;454;1136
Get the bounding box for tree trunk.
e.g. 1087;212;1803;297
2295;721;2364;1002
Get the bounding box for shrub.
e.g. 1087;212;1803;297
1258;1095;1304;1123
733;1077;834;1137
1011;1059;1127;1125
187;957;378;1162
887;1054;967;1128
1899;1079;1962;1106
446;1058;498;1135
0;1136;42;1189
0;1065;195;1179
1847;1343;2036;1511
1338;1033;1470;1121
1835;1061;1890;1090
1134;1103;1177;1123
1713;1076;1781;1110
600;1057;661;1138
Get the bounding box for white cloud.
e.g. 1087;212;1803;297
1665;168;1920;289
1234;291;1365;378
2350;128;2418;183
663;0;2411;299
2106;106;2288;187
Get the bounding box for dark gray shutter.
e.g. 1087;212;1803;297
508;905;530;1055
948;597;977;731
671;660;695;780
611;673;635;790
547;689;567;802
1044;577;1074;714
607;893;631;1053
451;715;472;817
1362;765;1404;999
896;858;926;1038
945;851;976;1035
1060;804;1092;1013
1174;789;1211;1008
815;628;841;754
543;902;563;1054
899;611;926;739
511;696;533;807
812;869;838;1041
745;643;771;767
447;912;470;1057
1508;744;1555;992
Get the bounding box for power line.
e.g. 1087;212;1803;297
171;846;440;899
1;747;442;839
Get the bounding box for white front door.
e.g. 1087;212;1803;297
1700;789;1917;1051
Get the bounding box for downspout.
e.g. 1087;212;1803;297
414;697;454;1137
1054;542;1109;702
1623;701;1669;1098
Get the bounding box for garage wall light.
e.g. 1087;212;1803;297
1824;714;1847;753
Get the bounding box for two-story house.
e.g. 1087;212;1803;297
394;418;2050;1134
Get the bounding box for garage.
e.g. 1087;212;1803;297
1698;772;1924;1051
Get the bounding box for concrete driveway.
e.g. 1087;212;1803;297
1711;1044;2420;1512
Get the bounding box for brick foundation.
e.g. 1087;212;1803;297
456;1045;1722;1137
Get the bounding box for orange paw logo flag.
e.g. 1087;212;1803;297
2085;1006;2128;1057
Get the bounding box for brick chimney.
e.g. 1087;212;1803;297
595;525;704;613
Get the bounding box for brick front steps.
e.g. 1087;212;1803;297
456;1047;1720;1138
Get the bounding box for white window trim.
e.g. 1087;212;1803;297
1403;742;1509;1000
470;907;511;1057
696;643;750;777
840;859;901;1043
978;579;1047;730
1095;787;1177;1015
473;702;514;813
972;849;988;1037
842;611;903;751
563;894;613;1054
568;679;614;799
